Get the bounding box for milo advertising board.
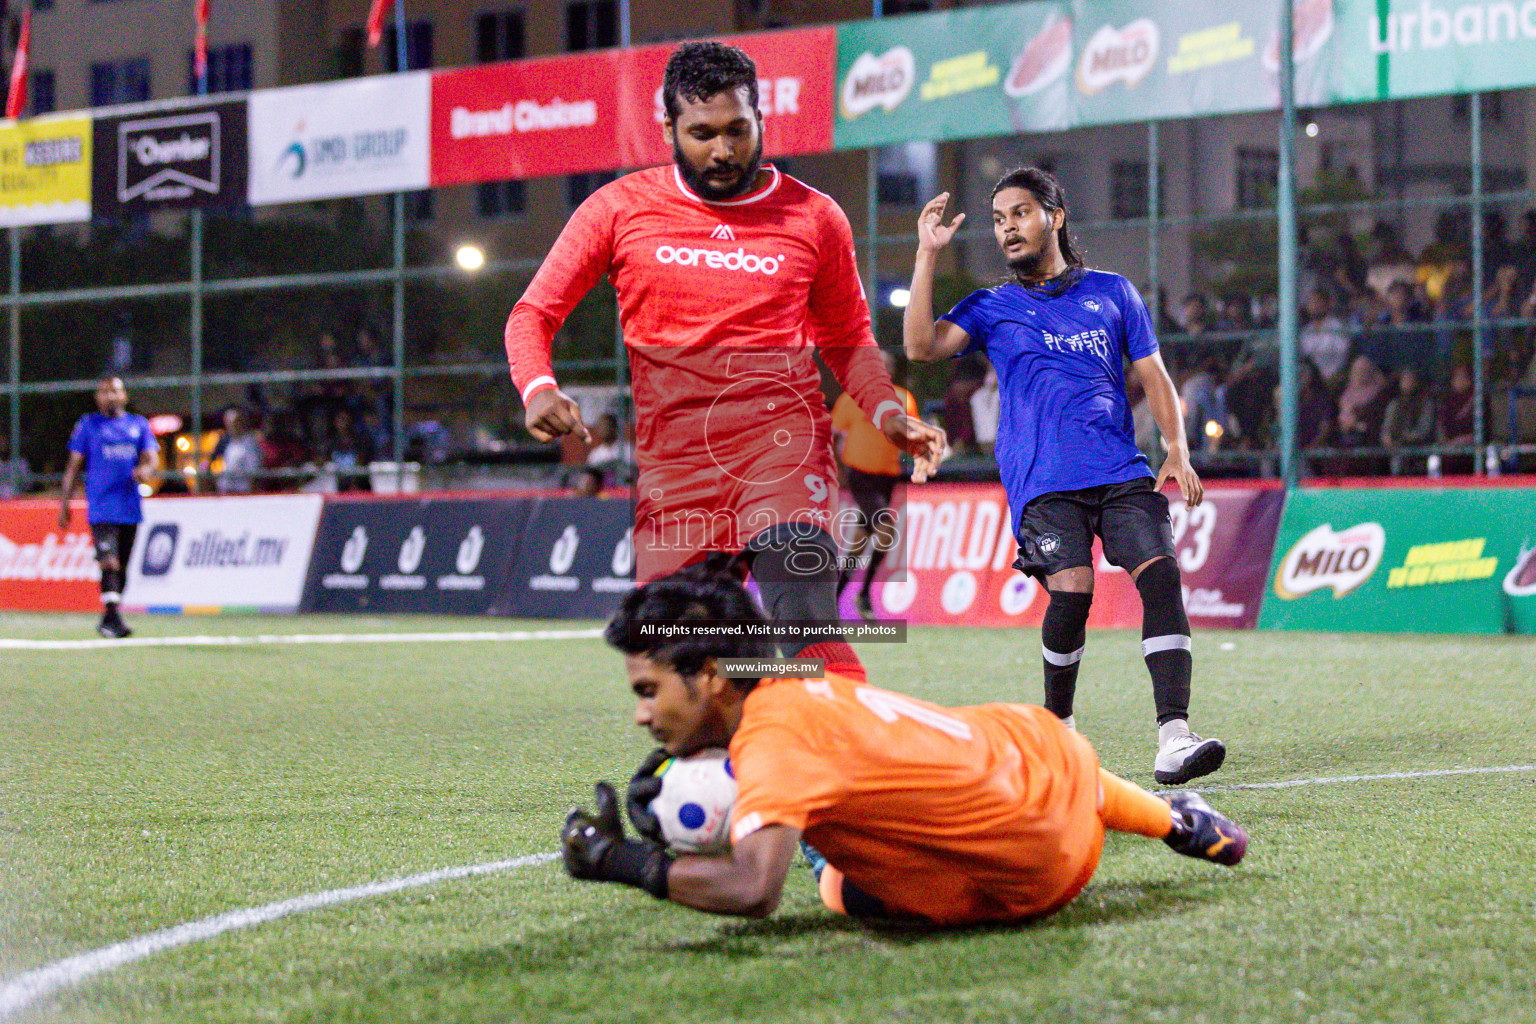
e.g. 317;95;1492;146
1259;486;1536;635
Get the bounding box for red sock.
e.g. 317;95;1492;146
798;640;865;682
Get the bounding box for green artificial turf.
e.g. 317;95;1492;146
1;615;1532;1023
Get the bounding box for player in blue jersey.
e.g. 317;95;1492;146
903;167;1224;785
59;377;158;639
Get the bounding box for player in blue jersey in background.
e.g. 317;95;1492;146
59;377;158;639
903;167;1224;785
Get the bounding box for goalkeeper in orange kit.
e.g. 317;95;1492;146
561;566;1248;925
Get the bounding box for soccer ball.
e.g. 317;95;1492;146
650;747;736;855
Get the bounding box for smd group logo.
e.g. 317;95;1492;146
1274;522;1387;600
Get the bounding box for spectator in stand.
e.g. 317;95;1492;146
1417;211;1469;306
573;466;605;498
1485;263;1527;379
1299;286;1354;389
969;366;1000;459
1223;344;1278;452
1127;374;1159;468
1365;279;1432;373
260;409;311;491
0;432;32;498
1365;222;1418;300
1178;293;1214;338
1334;355;1393;473
1380;366;1437;475
325;407;376;492
355;325;391;368
1276;358;1337;456
1508;209;1536;294
585;413;634;470
1180;355;1226;453
1431;262;1475;369
942;369;983;456
1438;364;1479;473
211;406;263;494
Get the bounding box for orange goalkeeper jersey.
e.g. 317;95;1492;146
728;672;1104;925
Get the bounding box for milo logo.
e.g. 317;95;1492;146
1274;522;1386;600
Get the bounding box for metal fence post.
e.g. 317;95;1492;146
1277;0;1299;488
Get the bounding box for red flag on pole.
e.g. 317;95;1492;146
5;7;30;120
366;0;389;48
194;0;210;88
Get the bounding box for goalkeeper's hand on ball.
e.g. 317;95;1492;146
624;748;670;845
561;781;672;899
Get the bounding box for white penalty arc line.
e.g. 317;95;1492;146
0;853;560;1019
0;629;603;651
4;764;1535;1019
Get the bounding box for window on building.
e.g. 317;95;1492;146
1110;160;1165;220
566;0;617;52
478;180;527;218
405;189;434;222
186;43;252;94
876;142;936;207
30;69;54;115
34;0;57;10
383;20;434;71
882;0;933;12
567;171;616;208
1235;147;1279;210
477;9;525;63
90;57;151;107
1452;91;1503;122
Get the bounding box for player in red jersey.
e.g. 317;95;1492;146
505;41;944;676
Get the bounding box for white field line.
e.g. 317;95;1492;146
1197;763;1536;792
0;853;560;1019
3;764;1534;1019
0;629;603;651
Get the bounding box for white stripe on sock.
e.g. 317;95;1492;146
100;593;121;604
1142;634;1192;656
1042;645;1084;667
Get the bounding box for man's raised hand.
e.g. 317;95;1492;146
917;192;966;254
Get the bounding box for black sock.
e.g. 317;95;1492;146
861;546;888;594
1040;590;1093;719
1135;558;1192;725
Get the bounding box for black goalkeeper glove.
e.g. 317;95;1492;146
561;781;672;899
624;748;671;845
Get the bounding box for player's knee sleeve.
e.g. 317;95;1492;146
749;523;839;624
1041;590;1093;660
1134;557;1189;643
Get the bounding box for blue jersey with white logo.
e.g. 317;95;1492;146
68;412;155;524
940;269;1157;513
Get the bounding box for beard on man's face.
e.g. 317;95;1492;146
673;134;764;201
1006;244;1049;280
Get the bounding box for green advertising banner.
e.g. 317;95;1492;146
1259;487;1536;635
834;3;1070;150
1325;0;1536;103
833;0;1536;148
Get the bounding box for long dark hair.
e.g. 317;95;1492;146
603;559;772;684
661;41;759;122
990;166;1085;271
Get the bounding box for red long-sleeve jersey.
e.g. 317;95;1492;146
505;164;900;468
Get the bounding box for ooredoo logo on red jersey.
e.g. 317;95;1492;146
654;244;785;275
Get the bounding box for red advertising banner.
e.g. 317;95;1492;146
429;51;624;186
0;500;102;611
850;483;1284;630
617;27;837;170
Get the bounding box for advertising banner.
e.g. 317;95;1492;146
91;100;247;215
618;26;836;168
1325;0;1536;103
0;115;91;227
1259;486;1536;635
430;52;623;186
302;496;530;615
124;494;323;613
494;496;635;619
0;501;101;611
865;483;1282;630
248;72;430;206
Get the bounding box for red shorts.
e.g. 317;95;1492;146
633;445;839;581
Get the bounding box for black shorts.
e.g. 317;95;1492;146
1011;478;1174;581
846;467;900;527
91;522;139;565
